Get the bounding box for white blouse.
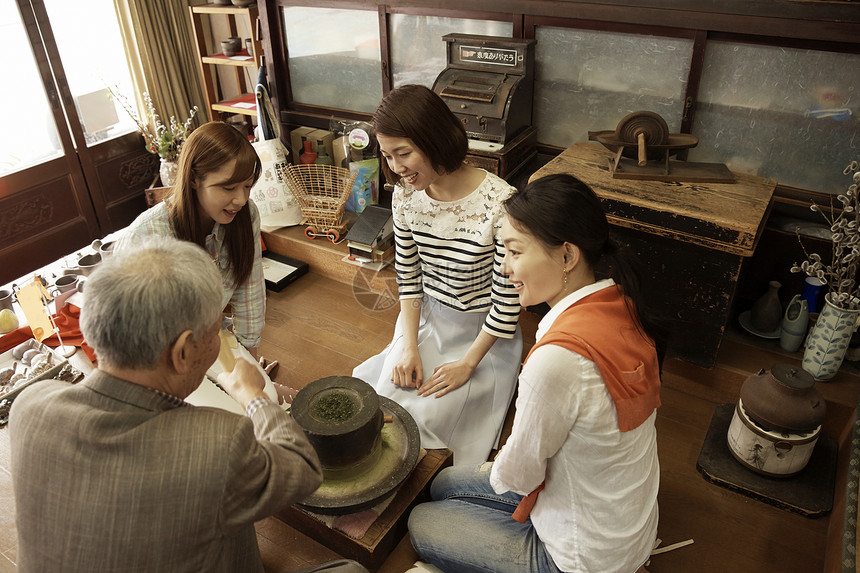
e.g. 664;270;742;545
490;279;659;573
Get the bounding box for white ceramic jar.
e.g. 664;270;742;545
727;397;820;477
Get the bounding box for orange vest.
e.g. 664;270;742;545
525;285;661;432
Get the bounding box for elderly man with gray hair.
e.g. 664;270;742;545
9;237;366;573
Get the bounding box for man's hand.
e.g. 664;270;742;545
217;358;268;409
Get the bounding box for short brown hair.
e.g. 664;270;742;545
372;85;468;185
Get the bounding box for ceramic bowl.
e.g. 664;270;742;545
77;253;102;276
221;40;238;57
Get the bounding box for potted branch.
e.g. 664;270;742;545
792;160;860;380
110;89;199;187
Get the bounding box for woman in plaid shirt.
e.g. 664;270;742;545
116;122;266;359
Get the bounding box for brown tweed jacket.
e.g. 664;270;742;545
10;370;322;572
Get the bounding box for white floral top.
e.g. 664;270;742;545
392;170;520;338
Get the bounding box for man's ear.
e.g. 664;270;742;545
168;329;194;375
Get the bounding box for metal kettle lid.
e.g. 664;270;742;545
739;363;825;433
770;363;815;390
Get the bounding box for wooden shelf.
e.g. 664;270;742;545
201;51;257;67
190;4;263;121
212;93;257;117
192;3;257;15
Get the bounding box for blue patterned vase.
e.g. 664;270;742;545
802;293;860;381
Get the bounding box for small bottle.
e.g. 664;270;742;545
314;140;333;165
299;140;317;164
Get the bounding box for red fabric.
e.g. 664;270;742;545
512;482;545;524
0;304;96;362
525;285;661;433
510;286;661;523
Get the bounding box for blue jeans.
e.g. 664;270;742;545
408;464;562;573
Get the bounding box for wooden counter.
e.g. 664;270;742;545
530;143;776;367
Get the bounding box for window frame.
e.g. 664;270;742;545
260;0;860;201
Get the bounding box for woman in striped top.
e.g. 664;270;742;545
352;85;522;466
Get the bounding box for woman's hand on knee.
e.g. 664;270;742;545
417;360;473;397
392;348;423;388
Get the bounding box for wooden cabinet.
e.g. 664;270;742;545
189;3;263;120
531;143;776;368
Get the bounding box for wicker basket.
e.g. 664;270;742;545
279;163;357;243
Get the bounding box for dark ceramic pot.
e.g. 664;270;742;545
291;376;384;469
750;280;782;333
739;363;826;433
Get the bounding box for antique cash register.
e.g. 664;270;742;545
432;33;537;178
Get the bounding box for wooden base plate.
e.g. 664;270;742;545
697;404;836;517
610;157;735;183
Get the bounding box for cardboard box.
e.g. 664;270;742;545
289;126;315;164
307;129;334;162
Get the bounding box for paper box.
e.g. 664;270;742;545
289;126;316;164
346;158;380;213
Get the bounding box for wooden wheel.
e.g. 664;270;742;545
304;226;317;239
326;230;340;243
615;111;669;166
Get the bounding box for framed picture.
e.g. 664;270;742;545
261;251;309;292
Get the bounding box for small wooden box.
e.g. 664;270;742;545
276;449;452;570
145;186;170;207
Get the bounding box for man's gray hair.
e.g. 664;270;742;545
80;236;224;369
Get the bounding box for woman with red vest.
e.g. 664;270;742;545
407;173;663;573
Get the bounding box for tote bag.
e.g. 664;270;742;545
250;138;303;231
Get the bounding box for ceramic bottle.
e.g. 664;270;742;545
314;141;333;165
299;140;317;164
751;280;782;333
780;294;809;353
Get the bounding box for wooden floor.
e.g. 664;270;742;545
2;270;859;572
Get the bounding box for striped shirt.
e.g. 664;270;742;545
114;200;266;349
392;170;520;338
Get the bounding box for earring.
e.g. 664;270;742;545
563;270;568;285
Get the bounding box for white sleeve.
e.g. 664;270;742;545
490;344;585;495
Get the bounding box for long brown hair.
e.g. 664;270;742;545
372;84;468;186
167;121;261;287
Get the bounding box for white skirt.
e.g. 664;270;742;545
353;295;522;466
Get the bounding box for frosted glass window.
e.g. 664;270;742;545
282;7;382;114
688;42;860;194
533;26;694;149
390;15;513;89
